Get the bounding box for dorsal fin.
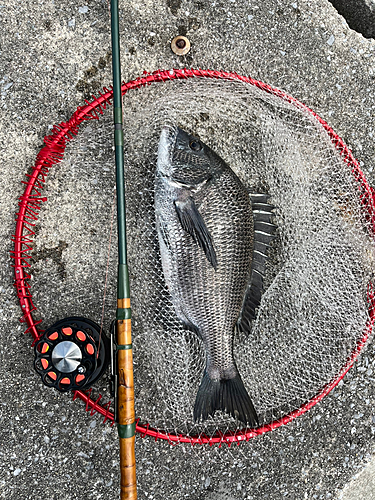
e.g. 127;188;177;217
237;193;276;335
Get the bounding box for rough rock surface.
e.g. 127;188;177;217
1;1;375;499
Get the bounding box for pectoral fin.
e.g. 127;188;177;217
174;196;217;270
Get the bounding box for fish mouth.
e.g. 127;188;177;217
157;124;178;175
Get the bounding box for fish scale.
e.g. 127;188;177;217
175;172;250;369
155;126;274;426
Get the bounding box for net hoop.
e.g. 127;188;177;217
12;68;375;445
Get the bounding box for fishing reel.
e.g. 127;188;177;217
34;317;110;392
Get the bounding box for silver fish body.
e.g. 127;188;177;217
155;126;258;426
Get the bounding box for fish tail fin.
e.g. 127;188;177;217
193;370;259;427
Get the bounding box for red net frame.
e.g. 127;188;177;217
12;68;375;445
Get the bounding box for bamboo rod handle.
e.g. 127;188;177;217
117;313;137;500
120;435;137;500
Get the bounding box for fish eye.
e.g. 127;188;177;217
189;139;202;152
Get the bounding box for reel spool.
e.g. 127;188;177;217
34;317;109;392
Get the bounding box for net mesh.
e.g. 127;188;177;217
21;72;375;441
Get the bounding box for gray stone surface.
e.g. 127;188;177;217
340;459;375;499
1;1;375;499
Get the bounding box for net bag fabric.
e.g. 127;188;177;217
13;70;375;444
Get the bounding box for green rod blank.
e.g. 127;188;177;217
110;0;128;275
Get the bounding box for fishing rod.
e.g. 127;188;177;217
109;0;137;498
12;3;375;498
31;0;137;497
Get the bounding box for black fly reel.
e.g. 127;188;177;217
34;317;110;392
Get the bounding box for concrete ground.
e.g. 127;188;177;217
1;0;375;499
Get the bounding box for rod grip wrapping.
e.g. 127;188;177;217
119;435;137;500
117;317;137;499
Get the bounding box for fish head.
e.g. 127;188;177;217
157;126;223;188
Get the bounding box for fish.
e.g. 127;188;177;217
155;126;275;426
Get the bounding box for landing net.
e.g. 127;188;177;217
13;69;375;445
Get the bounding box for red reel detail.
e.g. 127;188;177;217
86;344;94;356
41;343;49;354
76;331;86;342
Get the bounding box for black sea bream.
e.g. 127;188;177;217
155;126;274;426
